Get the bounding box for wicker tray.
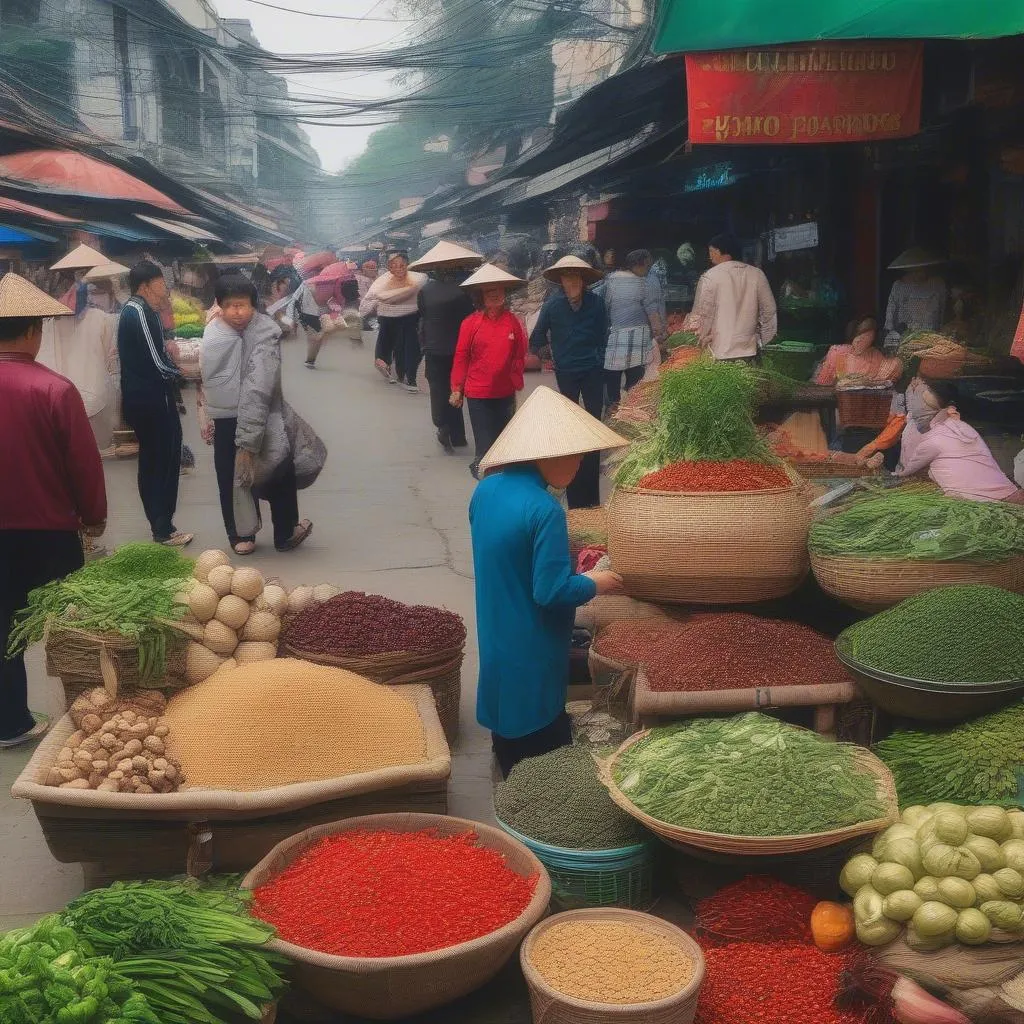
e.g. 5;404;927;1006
520;909;705;1024
11;685;450;879
811;552;1024;612
789;457;878;479
241;813;551;1020
607;477;812;605
598;728;898;856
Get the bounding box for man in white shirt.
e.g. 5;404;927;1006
692;233;777;361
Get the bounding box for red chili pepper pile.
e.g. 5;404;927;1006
695;876;818;945
637;459;791;492
283;591;466;657
252;829;537;957
594;614;849;693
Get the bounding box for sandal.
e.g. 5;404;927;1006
276;519;313;552
233;541;256;556
159;532;194;547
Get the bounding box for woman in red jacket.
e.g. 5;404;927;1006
450;264;527;479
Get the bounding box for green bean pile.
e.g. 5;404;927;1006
7;542;194;681
613;713;885;836
839;585;1024;682
811;491;1024;562
875;703;1024;806
494;745;644;850
616;357;776;486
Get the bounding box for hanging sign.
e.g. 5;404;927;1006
686;43;923;145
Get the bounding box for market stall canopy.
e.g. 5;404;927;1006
654;0;1024;52
0;225;51;244
0;150;190;215
50;243;107;271
0;196;77;224
135;215;222;243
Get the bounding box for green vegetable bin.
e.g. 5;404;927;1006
496;818;658;911
762;342;820;381
834;639;1024;722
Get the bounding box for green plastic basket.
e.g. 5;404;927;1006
496;819;658;911
763;343;819;381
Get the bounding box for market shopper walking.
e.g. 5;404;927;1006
530;255;608;508
692;232;777;362
468;386;628;776
201;275;315;554
409;241;482;453
0;274;106;748
118;261;192;547
450;263;528;479
360;250;426;391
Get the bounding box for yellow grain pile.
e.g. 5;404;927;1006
529;921;695;1004
163;658;427;790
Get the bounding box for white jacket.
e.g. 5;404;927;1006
692;260;777;360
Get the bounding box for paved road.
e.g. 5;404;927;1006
0;330;506;930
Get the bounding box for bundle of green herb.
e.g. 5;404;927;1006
612;713;885;836
810;492;1024;562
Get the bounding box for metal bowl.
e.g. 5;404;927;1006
834;639;1024;722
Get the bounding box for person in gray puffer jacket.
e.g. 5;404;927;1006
201;275;315;554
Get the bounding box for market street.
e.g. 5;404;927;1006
0;330;500;932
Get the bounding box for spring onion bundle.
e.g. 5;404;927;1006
615;357;777;486
7;542;193;680
811;492;1024;562
874;703;1024;806
839;585;1024;682
613;713;885;836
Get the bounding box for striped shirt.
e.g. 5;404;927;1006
117;296;180;403
359;271;426;319
595;271;663;330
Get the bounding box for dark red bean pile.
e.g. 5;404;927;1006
284;591;466;657
595;613;849;692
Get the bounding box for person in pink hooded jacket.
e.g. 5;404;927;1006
894;379;1022;503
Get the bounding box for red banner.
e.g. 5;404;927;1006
686;43;923;145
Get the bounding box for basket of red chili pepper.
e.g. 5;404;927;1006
243;812;551;1020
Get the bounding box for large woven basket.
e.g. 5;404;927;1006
240;813;551;1020
810;552;1024;612
835;388;893;430
281;643;463;742
598;729;898;856
45;621;187;704
607;480;812;605
520;909;705;1024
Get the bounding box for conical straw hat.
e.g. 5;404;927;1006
460;263;525;290
888;247;945;270
49;243;107;271
0;273;73;318
408;240;483;271
479;386;628;472
543;254;603;285
84;261;130;281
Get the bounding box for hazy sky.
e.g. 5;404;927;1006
213;0;411;172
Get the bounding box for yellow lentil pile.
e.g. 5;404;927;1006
529;920;695;1004
163;658;427;790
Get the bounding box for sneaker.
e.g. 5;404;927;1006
304;360;316;369
0;712;50;749
374;359;392;381
437;428;455;454
469;463;480;481
403;382;419;394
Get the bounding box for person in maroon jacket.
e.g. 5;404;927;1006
449;264;528;479
0;274;107;747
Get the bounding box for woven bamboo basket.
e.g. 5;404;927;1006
241;813;551;1020
598;729;898;856
835;388;893;430
280;643;463;742
45;621;187;705
788;457;877;479
607;480;812;604
520;909;705;1024
810;552;1024;612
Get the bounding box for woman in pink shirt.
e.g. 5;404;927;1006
895;380;1022;503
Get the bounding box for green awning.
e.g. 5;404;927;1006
654;1;1024;54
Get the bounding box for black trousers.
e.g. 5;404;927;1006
467;395;515;469
556;367;605;509
604;364;646;409
376;314;421;385
492;711;573;779
0;531;83;739
424;353;466;444
122;394;182;540
213;417;300;549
